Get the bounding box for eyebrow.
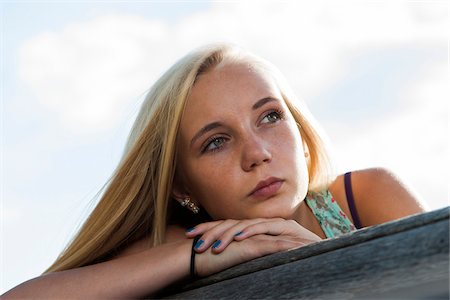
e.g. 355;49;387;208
252;97;277;110
190;121;223;148
190;97;279;148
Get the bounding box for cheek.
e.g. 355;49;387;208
281;123;309;189
276;122;304;159
183;159;241;219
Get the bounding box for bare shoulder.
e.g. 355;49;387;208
330;168;428;227
114;225;187;258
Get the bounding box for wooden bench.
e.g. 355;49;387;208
161;207;449;299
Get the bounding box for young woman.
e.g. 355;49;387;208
3;44;427;298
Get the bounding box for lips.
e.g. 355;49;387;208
249;177;284;198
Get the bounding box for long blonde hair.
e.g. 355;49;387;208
45;44;334;273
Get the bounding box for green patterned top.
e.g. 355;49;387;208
305;190;357;238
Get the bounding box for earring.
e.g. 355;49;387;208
181;197;200;214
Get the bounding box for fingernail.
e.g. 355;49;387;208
212;240;221;249
234;231;243;237
194;239;204;249
186;227;196;233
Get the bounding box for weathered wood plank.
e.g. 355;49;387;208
161;207;449;299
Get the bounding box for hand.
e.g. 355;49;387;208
187;218;322;254
186;218;323;277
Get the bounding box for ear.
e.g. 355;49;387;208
172;189;189;203
172;171;190;203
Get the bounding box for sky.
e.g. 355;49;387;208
1;0;448;294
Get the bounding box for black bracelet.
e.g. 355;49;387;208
190;235;201;279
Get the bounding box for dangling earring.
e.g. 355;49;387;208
181;197;200;214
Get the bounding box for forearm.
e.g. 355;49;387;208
2;239;192;299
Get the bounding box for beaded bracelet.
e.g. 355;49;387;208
190;235;201;279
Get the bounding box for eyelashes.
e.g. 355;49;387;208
261;109;285;124
200;109;286;154
201;136;228;153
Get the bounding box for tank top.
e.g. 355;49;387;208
305;190;356;238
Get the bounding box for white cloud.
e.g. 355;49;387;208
18;1;447;134
18;15;173;133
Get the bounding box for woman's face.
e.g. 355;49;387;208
174;62;309;220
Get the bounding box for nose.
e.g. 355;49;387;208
241;135;272;172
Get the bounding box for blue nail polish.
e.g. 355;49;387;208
186;227;195;232
194;239;204;249
234;231;243;236
212;240;221;249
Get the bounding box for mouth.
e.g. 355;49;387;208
249;177;284;198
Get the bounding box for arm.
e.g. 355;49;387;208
330;168;428;227
2;239;192;299
2;223;306;298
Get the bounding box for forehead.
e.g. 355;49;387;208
196;63;278;98
185;63;282;117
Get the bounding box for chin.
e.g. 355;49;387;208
253;194;303;219
251;203;298;220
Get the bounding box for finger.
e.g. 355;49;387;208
193;219;240;253
197;218;273;253
210;218;269;254
236;219;322;245
185;220;224;237
233;218;290;241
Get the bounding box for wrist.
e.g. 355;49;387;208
190;236;202;279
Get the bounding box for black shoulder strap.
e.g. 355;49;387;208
344;172;363;229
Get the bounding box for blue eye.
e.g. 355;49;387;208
261;110;284;124
202;136;226;153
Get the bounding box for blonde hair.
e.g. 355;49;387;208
45;43;334;273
